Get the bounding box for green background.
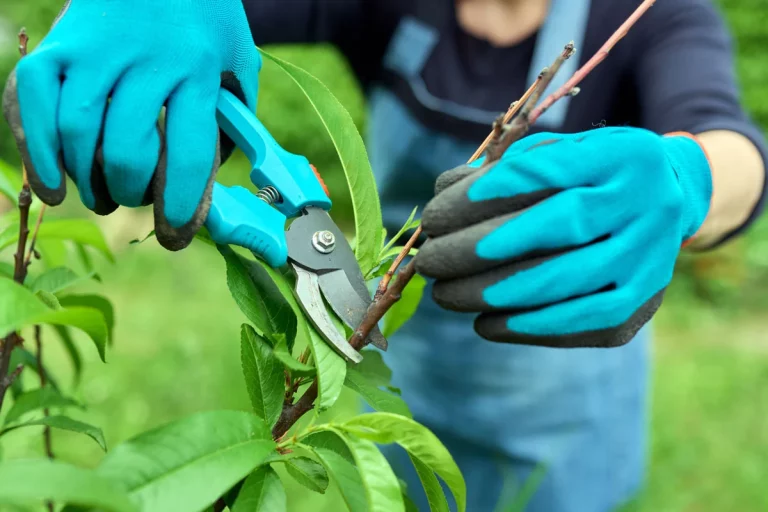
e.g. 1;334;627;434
1;1;767;511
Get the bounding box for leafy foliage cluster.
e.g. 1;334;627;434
0;42;455;511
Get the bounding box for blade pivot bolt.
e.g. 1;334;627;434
312;230;336;254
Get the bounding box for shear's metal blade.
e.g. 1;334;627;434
291;264;363;364
286;207;388;354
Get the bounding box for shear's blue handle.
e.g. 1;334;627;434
215;89;332;216
205;90;332;267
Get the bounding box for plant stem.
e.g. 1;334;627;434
374;226;422;300
36;326;53;460
25;206;47;266
0;29;32;413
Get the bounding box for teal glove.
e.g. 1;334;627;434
414;127;713;347
2;0;260;250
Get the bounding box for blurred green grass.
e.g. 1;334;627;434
1;2;768;511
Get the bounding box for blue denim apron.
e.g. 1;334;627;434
365;2;651;511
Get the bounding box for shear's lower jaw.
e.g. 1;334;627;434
291;264;363;364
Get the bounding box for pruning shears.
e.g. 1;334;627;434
204;90;386;363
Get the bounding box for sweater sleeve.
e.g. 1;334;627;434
633;0;768;245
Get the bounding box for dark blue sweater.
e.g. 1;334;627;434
244;0;768;243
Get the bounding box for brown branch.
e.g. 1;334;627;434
529;0;656;124
271;1;656;441
486;42;576;162
0;29;32;413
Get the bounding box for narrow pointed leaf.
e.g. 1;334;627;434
260;49;384;275
284;456;329;494
54;326;83;383
340;413;466;512
97;410;276;512
381;207;420;256
240;324;285;428
273;339;316;377
8;348;60;392
0;219;114;262
382;274;427;338
218;245;297;346
308;328;346;411
29;267;86;294
409;454;450;512
325;427;405;512
0;280;108;361
1;415;106;451
0;459;136;512
231;466;286;512
345;367;412;418
58;294;115;346
5;387;81;425
302;432;367;512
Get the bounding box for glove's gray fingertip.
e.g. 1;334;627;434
434;164;479;195
153;138;218;252
431;280;485;313
3;68;66;205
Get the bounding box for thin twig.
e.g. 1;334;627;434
469;77;542;163
373;226;422;300
25;206;47;266
0;30;32;412
36;326;53;460
530;0;656;123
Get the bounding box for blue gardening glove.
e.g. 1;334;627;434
2;0;260;250
414;127;713;348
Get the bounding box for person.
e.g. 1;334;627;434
4;0;767;510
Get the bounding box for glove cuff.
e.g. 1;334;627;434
662;132;714;244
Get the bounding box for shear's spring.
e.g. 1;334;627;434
257;186;281;205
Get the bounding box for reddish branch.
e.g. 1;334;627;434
530;0;657;124
276;3;656;439
0;29;32;412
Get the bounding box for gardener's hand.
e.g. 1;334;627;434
414;127;713;348
2;0;260;250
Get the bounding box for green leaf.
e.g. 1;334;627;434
75;243;102;282
0;160;22;205
58;294;115;346
0;219;114;263
0;459;136;512
345;367;412;418
381;207;420;257
218;245;297;346
231;466;286;512
0;279;109;361
240;324;285;428
30;267;89;294
301;432;367;512
409;454;450;512
0;262;14;278
129;230;156;245
273;339;316;377
339;413;467;512
36;290;61;309
308;327;346;411
1;415;106;451
283;456;329;494
4;386;81;425
97;410;276;512
54;326;83;383
324;427;405;512
382;274;427;338
7;348;60;393
354;350;393;387
260;49;384;275
37;239;70;270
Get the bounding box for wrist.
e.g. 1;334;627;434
661;132;714;244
